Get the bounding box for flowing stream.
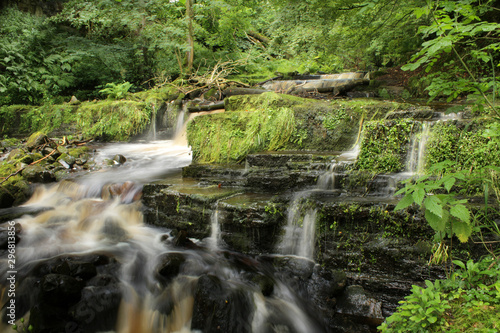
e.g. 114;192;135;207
0;121;329;332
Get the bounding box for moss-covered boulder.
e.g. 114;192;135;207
187;93;413;164
26;131;49;150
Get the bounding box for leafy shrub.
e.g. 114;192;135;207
99;82;133;100
380;257;500;332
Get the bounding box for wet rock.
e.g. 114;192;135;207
274;256;315;279
346;91;377;98
155;252;186;283
22;164;55;183
336;285;383;326
40;274;84;306
42;146;60;158
310;266;347;299
100;218;129;242
68;284;122;332
7;148;30;163
26;132;49;151
113;154;127;164
57;153;77;168
251;274;274;296
173;229;198;249
192;274;253;333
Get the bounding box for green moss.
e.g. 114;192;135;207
67;146;90;158
188;94;412;164
0;105;36;136
187;106;296;163
75;100;152;141
131;86;179;104
0;162;30;207
356;119;416;173
425;119;500;172
224;92;306;112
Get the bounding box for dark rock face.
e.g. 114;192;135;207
156;252;186;284
191;274;253;333
15;254;122;333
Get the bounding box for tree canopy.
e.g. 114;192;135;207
0;0;498;105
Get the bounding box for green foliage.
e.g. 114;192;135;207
323;108;349;130
0;8;77;105
395;160;473;244
356;119;415;173
402;0;500;113
99;82;133;100
425;120;500;176
379;256;500;332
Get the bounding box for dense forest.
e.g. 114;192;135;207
1;0;498;107
1;1;500;332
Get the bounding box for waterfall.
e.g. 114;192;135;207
316;144;360;190
174;106;186;139
279;192;317;260
208;203;222;250
149;105;157;141
278;144;360;258
0;140;329;332
406;122;431;175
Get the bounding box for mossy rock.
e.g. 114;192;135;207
187;94;406;164
68;146;90;158
22;164;55;183
0;175;31;208
224;92;306;112
355;119;417;173
6;149;28;163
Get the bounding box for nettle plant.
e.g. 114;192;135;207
402;0;500;116
395;161;472;249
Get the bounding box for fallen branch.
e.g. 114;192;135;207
0;147;58;186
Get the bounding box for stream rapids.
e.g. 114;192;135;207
1;139;335;333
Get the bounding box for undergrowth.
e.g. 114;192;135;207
379;256;500;333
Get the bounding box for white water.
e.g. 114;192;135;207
279;191;314;258
1;120;328;332
317;144;360;190
279;144;360;259
208;205;221;250
406;122;431;176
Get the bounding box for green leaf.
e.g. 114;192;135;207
424;196;442;218
395;193;414;211
428;316;438;324
412;188;425;206
452;220;472;243
450;204;470;223
425;210;446;232
452;260;465;269
443;177;456;193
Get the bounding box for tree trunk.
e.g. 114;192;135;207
186;0;194;73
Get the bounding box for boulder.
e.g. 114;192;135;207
22;164;55;183
26;132;49;151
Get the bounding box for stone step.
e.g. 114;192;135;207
246;152;338;168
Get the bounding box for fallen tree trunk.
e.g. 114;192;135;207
187;101;225;112
222;87;270;98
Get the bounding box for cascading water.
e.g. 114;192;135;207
278;145;360;259
208;203;221;251
0;121;329;332
406;122;431;176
